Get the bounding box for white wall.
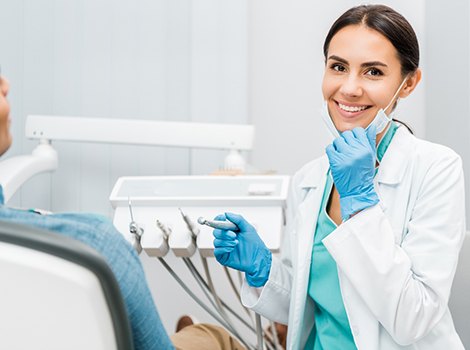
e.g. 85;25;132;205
0;0;248;216
425;0;470;224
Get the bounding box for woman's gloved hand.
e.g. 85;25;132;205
325;125;379;220
212;212;272;287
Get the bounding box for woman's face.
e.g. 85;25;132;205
0;76;12;156
322;24;408;133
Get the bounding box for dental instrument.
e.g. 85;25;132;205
197;217;239;231
179;208;200;238
155;220;171;239
128;197;144;254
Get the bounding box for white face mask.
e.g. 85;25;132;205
320;77;408;140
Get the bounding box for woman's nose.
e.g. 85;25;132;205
0;77;10;97
339;76;362;97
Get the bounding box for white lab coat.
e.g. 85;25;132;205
241;126;466;349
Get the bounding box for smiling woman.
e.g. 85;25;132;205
213;4;467;350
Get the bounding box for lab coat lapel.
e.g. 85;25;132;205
375;127;414;215
296;189;322;265
376;126;413;185
289;157;328;349
297;156;329;255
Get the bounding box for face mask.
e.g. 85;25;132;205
320;76;409;140
320;100;340;140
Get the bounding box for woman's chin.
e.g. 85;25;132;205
335;120;370;132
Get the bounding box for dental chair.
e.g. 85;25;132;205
0;220;134;350
449;231;470;349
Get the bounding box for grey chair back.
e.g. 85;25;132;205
0;220;134;350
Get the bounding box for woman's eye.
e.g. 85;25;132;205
330;63;346;72
366;68;383;77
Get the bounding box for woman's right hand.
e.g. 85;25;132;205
213;212;272;287
325;125;379;220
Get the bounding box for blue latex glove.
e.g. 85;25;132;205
212;212;272;287
325;125;379;220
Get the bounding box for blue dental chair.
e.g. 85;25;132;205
0;220;134;350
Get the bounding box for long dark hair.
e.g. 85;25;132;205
324;5;419;133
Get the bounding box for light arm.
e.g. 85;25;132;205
0;141;58;203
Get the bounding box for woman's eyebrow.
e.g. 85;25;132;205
361;61;388;68
328;55;348;64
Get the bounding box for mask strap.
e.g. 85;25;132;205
384;76;409;113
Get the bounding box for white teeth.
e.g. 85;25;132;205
338;103;368;112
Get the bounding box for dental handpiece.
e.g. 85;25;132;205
128;197;143;254
156;219;171;239
197;217;239;231
179;208;200;238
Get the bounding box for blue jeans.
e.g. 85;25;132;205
0;191;174;350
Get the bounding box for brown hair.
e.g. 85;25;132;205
324;4;419;77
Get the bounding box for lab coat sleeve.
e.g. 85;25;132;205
240;255;292;324
240;169;306;324
322;149;465;345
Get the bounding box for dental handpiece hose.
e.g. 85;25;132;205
198;217;239;232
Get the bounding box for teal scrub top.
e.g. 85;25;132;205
306;123;398;349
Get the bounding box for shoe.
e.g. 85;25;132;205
175;315;195;332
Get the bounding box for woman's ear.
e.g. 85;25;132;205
399;68;422;98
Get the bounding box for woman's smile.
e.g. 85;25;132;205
333;100;372;119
